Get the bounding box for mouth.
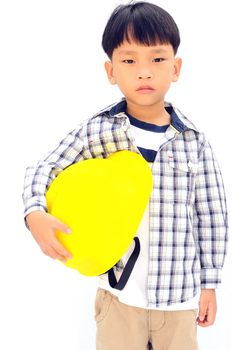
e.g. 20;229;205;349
136;86;155;93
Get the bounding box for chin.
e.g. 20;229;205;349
127;96;164;106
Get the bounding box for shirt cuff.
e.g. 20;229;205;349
200;268;222;289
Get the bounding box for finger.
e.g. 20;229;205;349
51;237;72;259
198;302;208;322
41;246;68;263
197;313;208;327
49;250;69;263
52;217;71;234
205;303;216;325
197;307;212;327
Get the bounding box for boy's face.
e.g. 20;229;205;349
104;40;182;110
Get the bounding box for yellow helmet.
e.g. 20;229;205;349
46;150;153;279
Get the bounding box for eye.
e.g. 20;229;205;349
122;59;134;64
153;58;165;63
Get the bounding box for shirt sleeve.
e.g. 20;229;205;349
22;125;85;220
193;139;228;289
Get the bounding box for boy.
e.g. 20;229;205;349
23;2;228;349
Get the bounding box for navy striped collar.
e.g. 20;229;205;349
126;112;169;133
109;99;195;133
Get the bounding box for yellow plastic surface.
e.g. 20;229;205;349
46;150;153;276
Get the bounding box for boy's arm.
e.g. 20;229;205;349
194;140;228;288
23;125;85;219
194;139;228;326
22;126;85;261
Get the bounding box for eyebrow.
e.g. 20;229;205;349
118;48;169;55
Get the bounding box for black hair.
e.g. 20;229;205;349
102;1;180;59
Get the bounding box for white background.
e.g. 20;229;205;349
0;0;231;349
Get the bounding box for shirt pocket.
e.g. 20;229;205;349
164;153;198;205
168;159;198;174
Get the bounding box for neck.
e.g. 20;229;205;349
126;100;170;126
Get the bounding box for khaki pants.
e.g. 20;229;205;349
95;288;198;350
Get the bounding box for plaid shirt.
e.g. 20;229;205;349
23;99;228;307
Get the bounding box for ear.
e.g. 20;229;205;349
172;57;182;82
104;61;116;85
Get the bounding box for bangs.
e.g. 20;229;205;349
123;21;170;48
102;2;180;59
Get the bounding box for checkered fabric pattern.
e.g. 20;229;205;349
23;99;228;307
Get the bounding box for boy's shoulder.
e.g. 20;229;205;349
169;104;198;132
168;104;207;150
75;100;128;140
77;100;125;130
89;99;128;123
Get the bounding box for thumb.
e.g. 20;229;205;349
198;302;208;322
52;217;72;234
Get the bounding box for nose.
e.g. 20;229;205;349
137;67;153;80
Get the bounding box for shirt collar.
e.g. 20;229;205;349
107;98;198;133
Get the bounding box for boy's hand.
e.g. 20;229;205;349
197;289;217;327
26;211;72;263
